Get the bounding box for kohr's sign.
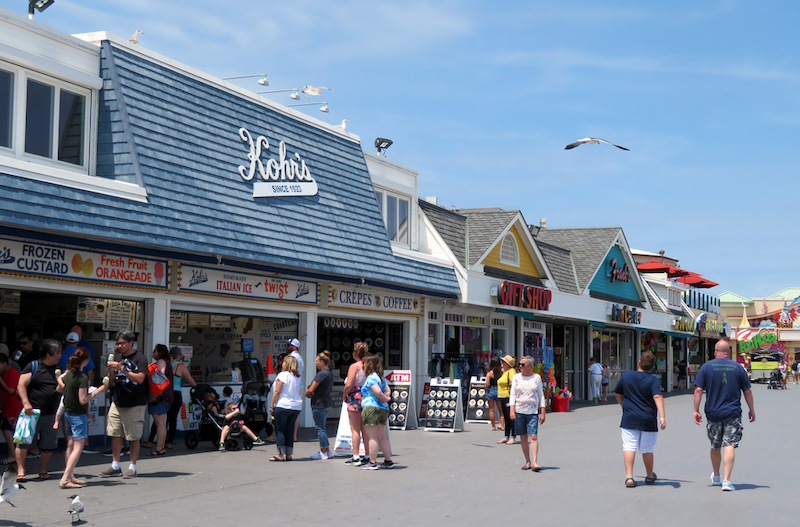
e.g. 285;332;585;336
237;128;319;198
497;281;552;311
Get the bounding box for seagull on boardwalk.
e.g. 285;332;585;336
128;29;144;44
565;137;629;151
335;119;349;132
300;86;332;97
0;464;25;507
67;495;85;523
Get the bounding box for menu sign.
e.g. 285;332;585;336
0;290;21;314
77;297;107;324
170;312;188;333
179;265;317;305
423;380;464;432
385;370;416;430
465;377;490;423
103;299;135;332
0;237;168;290
328;285;423;316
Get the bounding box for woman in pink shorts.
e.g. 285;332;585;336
342;342;369;465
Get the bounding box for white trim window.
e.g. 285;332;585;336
374;188;410;246
1;60;90;170
499;233;520;266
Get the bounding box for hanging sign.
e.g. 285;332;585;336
0;237;168;290
465;377;491;423
423;379;464;433
179;265;318;305
237;128;319;197
385;370;417;430
328;285;423;316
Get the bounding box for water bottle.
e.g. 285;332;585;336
13;349;21;361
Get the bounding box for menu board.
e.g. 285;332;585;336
385;370;417;430
77;297;107;324
170;311;188;333
210;315;231;328
0;290;21;314
188;313;210;327
418;382;431;420
423;380;464;432
103;299;135;332
465;377;491;423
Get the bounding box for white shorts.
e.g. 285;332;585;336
621;428;658;454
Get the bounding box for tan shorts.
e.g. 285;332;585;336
107;403;146;441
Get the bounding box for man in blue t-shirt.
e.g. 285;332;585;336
615;351;666;488
693;340;755;492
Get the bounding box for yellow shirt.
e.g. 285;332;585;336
497;369;515;399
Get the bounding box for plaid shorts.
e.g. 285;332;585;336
706;417;743;449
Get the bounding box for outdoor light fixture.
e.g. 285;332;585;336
28;0;54;18
258;88;301;100
222;73;269;86
287;101;329;113
374;137;393;156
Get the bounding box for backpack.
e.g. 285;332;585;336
147;362;169;399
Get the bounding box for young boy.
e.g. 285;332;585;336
614;351;666;488
219;402;263;451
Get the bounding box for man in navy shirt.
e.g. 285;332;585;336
693;340;755;492
615;351;665;488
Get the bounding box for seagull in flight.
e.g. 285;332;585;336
0;465;25;507
67;495;85;523
565;137;629;151
300;86;332;97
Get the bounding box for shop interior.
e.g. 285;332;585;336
316;316;403;380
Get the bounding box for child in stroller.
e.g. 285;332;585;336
219;402;263;451
185;384;255;451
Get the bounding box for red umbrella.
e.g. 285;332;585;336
637;260;672;273
677;273;706;286
693;279;719;289
667;266;691;277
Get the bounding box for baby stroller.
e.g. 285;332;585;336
767;370;785;390
184;384;253;451
240;380;273;438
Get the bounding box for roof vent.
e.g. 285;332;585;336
539;218;548;229
425;197;438;206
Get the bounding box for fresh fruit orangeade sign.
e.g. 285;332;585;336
0;237;168;290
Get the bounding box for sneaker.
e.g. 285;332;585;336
99;466;122;478
344;456;361;465
360;462;379;470
310;451;325;460
721;480;735;491
324;451;334;459
710;472;721;486
82;448;99;454
122;468;137;479
219;442;226;452
252;438;264;445
381;460;396;469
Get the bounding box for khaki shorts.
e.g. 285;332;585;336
107;403;146;441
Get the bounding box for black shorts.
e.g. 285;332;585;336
0;416;13;432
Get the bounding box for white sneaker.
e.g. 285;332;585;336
721;480;735;491
310;451;325;460
324;451;334;459
710;472;721;486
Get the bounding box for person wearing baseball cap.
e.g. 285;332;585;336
58;330;95;384
286;338;304;442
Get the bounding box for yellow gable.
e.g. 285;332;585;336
483;225;542;278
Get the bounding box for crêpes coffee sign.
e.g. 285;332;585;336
0;237;167;290
237;127;319;198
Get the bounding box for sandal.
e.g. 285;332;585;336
497;438;508;444
59;480;83;489
521;463;531;470
147;449;167;456
625;477;637;488
38;472;51;480
645;473;657;485
506;439;516;445
71;477;86;485
269;456;285;462
532;465;542;472
285;456;292;461
16;475;27;483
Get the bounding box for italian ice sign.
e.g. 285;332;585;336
0;237;168;290
178;265;318;305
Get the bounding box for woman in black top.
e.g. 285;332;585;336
306;351;334;459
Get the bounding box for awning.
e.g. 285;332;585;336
496;308;536;321
635;327;651;332
666;331;691;338
589;321;606;328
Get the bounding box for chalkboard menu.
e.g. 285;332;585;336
423;380;464;432
465;377;491;422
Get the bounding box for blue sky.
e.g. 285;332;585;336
5;0;797;299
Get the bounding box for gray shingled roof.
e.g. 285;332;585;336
456;208;520;267
533;227;620;292
419;200;467;266
536;241;579;294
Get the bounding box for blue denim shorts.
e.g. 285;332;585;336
485;386;498;400
65;413;89;440
515;412;540;437
148;400;171;416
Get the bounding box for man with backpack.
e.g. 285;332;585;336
100;331;148;479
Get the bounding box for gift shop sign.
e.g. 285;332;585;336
0;237;167;289
328;285;423;316
237;128;319;198
497;281;552;311
178;265;317;305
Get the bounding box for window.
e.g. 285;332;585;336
374;188;410;245
0;61;89;170
500;233;519;266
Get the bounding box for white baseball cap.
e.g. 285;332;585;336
66;332;80;344
289;338;301;349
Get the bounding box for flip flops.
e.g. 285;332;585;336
38;472;51;480
269;456;285;462
532;465;542;472
146;449;166;456
16;476;27;483
59;480;83;489
521;463;531;470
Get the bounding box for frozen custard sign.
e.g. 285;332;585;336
237;128;319;198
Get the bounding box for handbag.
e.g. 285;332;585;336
13;408;41;444
148;362;169;399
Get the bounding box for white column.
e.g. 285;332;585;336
144;296;170;358
666;335;673;393
299;311;317;427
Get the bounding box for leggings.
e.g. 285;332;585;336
274;407;301;455
149;391;182;444
499;397;515;439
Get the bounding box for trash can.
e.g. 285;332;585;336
551;396;570;412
